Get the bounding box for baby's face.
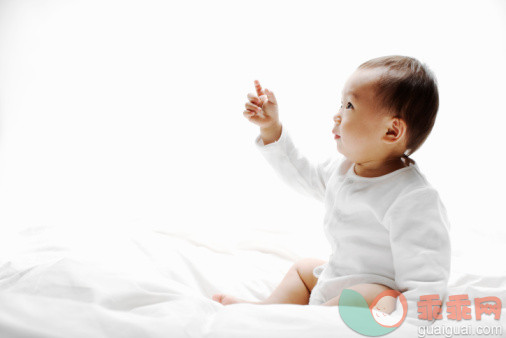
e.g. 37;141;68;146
332;68;400;162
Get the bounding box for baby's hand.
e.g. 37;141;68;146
243;80;279;129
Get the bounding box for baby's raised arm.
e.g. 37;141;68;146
244;80;338;202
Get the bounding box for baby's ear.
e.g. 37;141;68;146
384;117;406;143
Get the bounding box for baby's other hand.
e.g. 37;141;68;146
243;80;279;129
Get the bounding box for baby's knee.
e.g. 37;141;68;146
294;258;327;292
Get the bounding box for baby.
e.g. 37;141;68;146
212;55;451;325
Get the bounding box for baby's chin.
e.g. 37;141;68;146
334;145;347;158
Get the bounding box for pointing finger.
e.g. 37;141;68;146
254;79;265;98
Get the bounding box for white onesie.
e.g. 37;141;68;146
254;124;451;326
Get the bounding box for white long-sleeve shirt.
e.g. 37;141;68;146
254;124;451;326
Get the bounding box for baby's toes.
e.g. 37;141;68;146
212;294;225;303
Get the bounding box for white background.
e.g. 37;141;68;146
0;0;504;273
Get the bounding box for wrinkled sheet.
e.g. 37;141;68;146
0;225;505;338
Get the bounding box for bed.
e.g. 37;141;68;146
0;224;504;338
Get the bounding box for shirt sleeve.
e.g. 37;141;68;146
383;187;452;327
254;124;339;202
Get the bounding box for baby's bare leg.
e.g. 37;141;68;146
260;258;326;305
212;258;326;306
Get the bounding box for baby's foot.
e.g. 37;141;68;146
212;293;259;305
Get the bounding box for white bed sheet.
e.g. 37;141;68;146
0;225;505;338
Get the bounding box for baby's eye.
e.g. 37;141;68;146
339;102;353;109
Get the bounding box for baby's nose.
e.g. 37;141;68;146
333;116;342;124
